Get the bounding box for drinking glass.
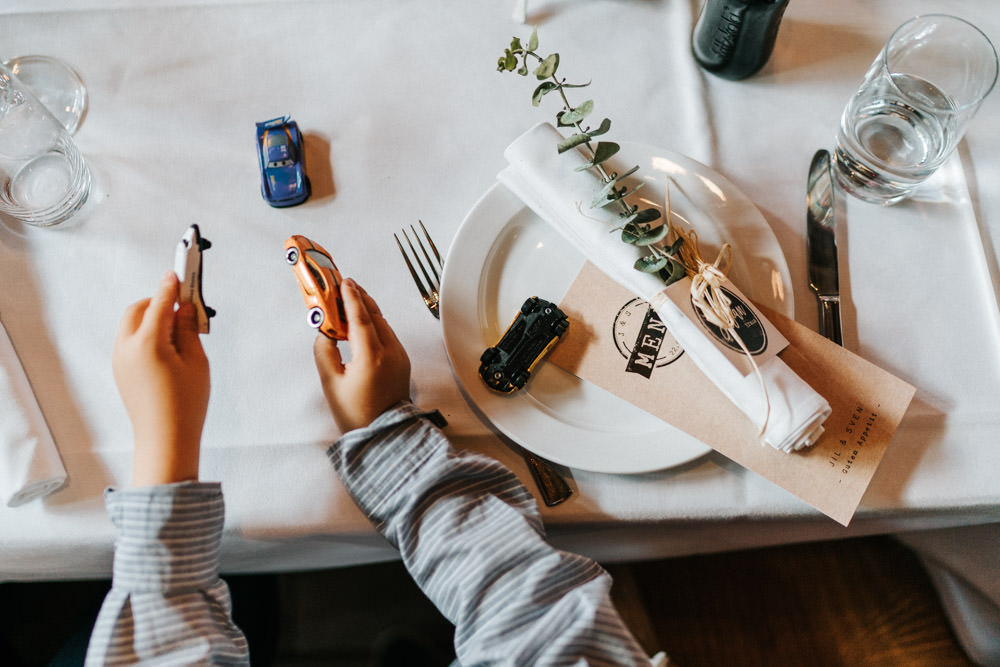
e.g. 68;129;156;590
0;61;91;227
834;15;998;205
3;56;87;135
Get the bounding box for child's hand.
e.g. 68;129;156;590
314;278;411;432
113;271;210;487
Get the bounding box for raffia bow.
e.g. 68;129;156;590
576;177;773;440
666;188;771;439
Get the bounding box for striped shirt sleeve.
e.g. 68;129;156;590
330;401;652;666
84;482;249;666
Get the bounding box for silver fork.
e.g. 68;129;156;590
393;221;573;507
394;220;442;318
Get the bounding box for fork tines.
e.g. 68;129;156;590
394;220;443;318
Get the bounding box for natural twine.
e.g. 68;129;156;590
663;180;771;439
575;176;773;440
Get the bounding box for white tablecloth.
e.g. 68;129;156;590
2;0;998;593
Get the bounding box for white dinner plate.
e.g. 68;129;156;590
440;142;793;473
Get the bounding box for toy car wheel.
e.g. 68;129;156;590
285;247;299;265
552;319;568;336
521;297;539;315
307;306;325;329
480;347;500;364
512;371;529;389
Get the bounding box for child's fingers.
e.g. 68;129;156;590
313;334;345;381
356;284;382;317
341;278;379;359
117;298;151;339
173;302;205;357
142;271;180;344
356;284;402;349
175;301;197;332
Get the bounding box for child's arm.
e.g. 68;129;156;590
86;272;248;666
315;280;652;665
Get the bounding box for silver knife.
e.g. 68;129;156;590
806;149;843;345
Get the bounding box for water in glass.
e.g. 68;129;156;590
836;73;957;204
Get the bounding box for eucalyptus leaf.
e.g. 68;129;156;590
532;81;559;107
589;165;638;206
560;99;594;125
574;140;618;170
592;186;629;208
660;259;687;285
633;208;662;224
616;164;639;181
588;118;612;137
618;210;639;226
557;132;591;153
635;255;669;273
592;140;619;164
591;177;621;206
632;224;670;246
534;53;559;79
527;27;539;51
621;227;640;244
510;37;522;52
592;190;626;208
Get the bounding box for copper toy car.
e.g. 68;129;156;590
284;235;348;340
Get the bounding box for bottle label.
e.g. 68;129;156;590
708;3;748;62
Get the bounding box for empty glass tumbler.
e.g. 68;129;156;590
835;15;998;205
0;61;91;226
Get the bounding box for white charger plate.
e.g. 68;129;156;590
440;142;793;473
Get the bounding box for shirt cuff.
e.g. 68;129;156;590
342;401;445;438
105;481;224;594
327;401;452;528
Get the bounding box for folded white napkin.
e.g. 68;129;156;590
498;122;830;452
1;321;67;506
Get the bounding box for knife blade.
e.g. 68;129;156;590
806;149;843;345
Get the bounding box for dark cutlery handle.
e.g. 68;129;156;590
522;451;573;507
818;297;842;346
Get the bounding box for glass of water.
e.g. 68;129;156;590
3;56;88;136
835;15;998;205
0;60;91;226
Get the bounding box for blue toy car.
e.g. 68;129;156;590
256;115;310;207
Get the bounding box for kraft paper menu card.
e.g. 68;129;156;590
549;262;916;525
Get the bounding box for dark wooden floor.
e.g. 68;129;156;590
607;537;972;666
0;536;972;666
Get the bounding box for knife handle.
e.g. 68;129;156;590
818;297;843;346
522;451;573;507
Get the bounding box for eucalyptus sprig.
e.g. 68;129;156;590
498;29;687;285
